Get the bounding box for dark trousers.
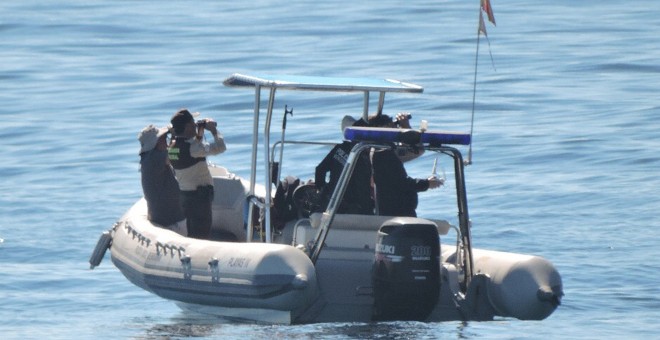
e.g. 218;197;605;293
180;185;214;239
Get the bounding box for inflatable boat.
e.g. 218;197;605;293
90;73;563;324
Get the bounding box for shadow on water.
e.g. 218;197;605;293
133;313;221;339
133;311;473;339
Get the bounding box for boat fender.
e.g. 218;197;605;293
371;220;440;321
479;253;563;320
89;230;112;269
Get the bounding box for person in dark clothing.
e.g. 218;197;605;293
368;113;442;217
138;124;187;235
315;140;374;214
371;148;437;217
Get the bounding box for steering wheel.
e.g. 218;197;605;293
292;184;322;218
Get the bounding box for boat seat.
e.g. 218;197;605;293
209;164;230;177
210;170;250;241
308;213;451;235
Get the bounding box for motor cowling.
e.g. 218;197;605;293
372;218;440;321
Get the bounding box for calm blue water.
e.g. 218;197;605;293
2;0;659;338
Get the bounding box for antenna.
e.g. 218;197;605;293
431;157;446;188
467;8;481;166
431;157;438;177
467;2;497;166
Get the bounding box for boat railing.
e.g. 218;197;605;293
445;223;463;269
309;142;386;263
245;195;268;242
270;139;337;185
243;140;336;242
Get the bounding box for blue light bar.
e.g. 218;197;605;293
344;127;471;146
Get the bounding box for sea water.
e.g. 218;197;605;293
1;0;659;339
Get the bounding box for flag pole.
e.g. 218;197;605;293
467;10;483;166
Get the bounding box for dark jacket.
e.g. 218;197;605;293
168;136;206;170
372;148;429;217
315;141;373;214
140;149;185;226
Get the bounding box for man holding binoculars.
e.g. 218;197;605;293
168;108;226;239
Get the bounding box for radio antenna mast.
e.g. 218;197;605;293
467;0;497;165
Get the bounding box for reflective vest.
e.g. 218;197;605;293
168;136;206;170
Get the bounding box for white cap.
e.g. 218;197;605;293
341;115;357;133
138;124;169;154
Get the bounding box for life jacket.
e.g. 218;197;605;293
168;136;206;170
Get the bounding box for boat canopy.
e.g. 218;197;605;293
223;73;424;93
221;72;426;244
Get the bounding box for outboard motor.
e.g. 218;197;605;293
372;218;440;321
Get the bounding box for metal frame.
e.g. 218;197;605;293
225;73;424;243
224;73;473;292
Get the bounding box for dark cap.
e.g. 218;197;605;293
352;118;368;127
170;109;195;134
367;113;392;127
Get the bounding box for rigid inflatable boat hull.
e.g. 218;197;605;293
109;200;319;323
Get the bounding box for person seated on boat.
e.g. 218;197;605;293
138;124;187;235
314;116;374;214
366;113;443;217
168;108;227;240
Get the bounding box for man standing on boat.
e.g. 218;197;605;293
168;109;226;239
367;113;443;217
138;124;187;235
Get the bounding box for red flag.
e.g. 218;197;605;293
481;0;496;26
478;11;488;36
